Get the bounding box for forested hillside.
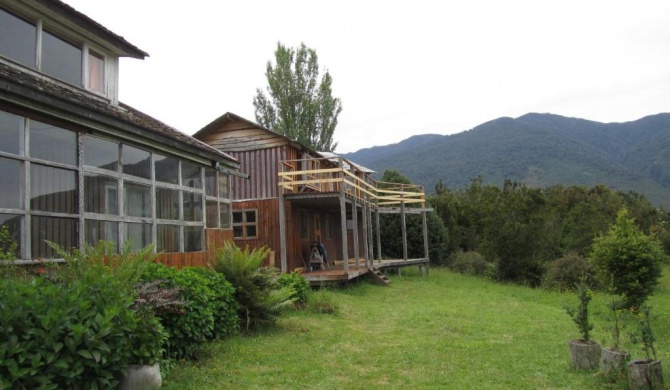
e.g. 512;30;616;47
343;113;670;207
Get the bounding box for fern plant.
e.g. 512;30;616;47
211;242;296;330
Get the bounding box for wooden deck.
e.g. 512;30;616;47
302;258;430;285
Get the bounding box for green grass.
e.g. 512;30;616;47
163;267;670;389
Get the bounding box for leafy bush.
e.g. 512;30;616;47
211;242;296;330
0;225;18;260
140;263;238;360
307;289;340;315
450;251;490;276
0;242;162;389
544;253;596;291
589;208;666;309
276;271;310;304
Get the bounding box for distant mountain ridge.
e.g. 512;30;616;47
342;113;670;207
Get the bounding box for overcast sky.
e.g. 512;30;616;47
65;0;670;153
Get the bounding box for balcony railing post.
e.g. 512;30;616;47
338;157;349;272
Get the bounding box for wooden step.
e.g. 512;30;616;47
368;267;391;286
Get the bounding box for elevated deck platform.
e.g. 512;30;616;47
302;258;430;285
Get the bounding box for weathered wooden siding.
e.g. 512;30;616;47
155;228;233;269
232;198;283;266
229;147;288;200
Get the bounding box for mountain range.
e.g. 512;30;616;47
342;113;670;208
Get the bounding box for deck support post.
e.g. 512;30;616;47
401;192;408;261
361;197;369;268
338;158;349;272
352;197;359;269
367;198;374;264
278;182;287;273
422;195;430;277
375;207;381;264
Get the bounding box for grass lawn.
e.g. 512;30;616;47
163;266;670;389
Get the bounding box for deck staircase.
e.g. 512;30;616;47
368;267;391;286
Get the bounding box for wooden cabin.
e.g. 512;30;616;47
194;113;431;284
0;0;241;267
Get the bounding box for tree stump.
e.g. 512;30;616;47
627;359;663;390
568;339;601;370
600;348;630;379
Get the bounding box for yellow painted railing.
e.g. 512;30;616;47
278;157;425;207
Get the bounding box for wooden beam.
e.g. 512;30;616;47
352;197;359;269
401;197;407;261
338;158;349;272
375;207;381;265
361;199;369;268
378;207;434;214
278;179;287;273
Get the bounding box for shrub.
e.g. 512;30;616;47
0;225;18;260
450;251;489;277
276;271;311;305
544;253;596;291
0;253;156;388
140;263;238;360
589;208;666;309
211;241;296;330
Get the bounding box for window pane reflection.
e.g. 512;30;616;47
31;216;76;258
85;220;118;252
124;222;151;252
42;30;82;86
156;188;179;220
83;136;118;171
182;160;201;188
122;145;150;179
30;121;77;166
154;154;179;184
157;224;179;252
184;226;202;251
0;111;24;155
124;182;151;217
0;157;22;209
84;175;118;214
0;8;37;68
30;164;77;214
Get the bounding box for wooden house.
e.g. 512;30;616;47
194;112;431;284
0;0;242;267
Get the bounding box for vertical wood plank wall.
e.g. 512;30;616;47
155;228;233;269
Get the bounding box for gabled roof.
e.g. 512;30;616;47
0;61;238;167
30;0;148;59
194;111;305;148
195;112;373;174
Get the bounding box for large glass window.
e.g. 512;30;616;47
220;203;231;229
218;174;229;199
183;192;202;222
122;145;150;179
0;214;22;259
85;220;118;252
88;51;104;94
84;175;118;215
154;154;179;184
41;30;82;87
30;121;77;165
0;8;37;68
124;182;151;218
156;188;179;220
205;169;217;197
206;200;218;228
0;111;24;155
31;216;77;258
233;210;257;239
30;164;77;214
157;225;179;252
0;157;22;209
184;226;203;252
83;136;118;171
182;160;202;189
124;222;150;252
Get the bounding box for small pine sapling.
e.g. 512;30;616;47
565;279;594;342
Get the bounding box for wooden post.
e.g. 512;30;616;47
278;173;288;273
375;208;381;264
352;197;359;269
361;198;369;268
401;192;408;261
338;158;349;272
367;198;374;264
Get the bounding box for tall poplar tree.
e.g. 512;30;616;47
253;42;342;151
